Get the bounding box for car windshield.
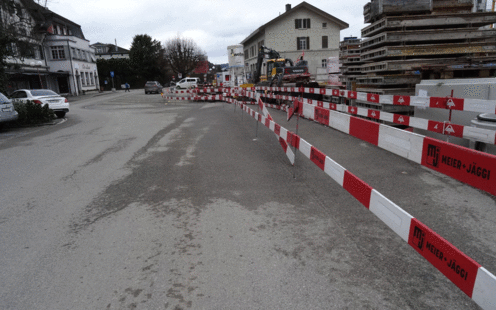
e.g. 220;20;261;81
30;90;58;97
0;93;11;104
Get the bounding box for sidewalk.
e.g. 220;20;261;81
66;89;127;103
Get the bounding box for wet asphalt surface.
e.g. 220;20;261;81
0;90;494;309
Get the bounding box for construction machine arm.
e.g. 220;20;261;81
252;45;281;84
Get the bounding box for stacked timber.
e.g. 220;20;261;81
338;37;364;91
352;0;496;98
339;0;496;120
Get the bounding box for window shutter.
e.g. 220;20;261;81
308;19;311;29
307;37;310;49
295;19;298;29
297;37;300;50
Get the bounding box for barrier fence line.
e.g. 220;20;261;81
255;86;496;115
238;90;496;197
294;100;496;197
246;90;496;145
229;98;496;310
162;87;496;196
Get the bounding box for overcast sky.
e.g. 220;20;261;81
46;0;370;64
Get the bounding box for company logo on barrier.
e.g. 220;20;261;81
445;124;455;135
426;144;440;167
315;107;330;125
398;116;405;123
447;99;456;108
368;110;380;119
310;147;326;170
412;226;425;251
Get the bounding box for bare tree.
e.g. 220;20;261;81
162;36;205;78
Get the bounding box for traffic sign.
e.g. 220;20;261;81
110;71;114;78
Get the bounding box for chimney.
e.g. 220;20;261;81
286;4;291;12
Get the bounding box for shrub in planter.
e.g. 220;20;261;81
14;101;56;125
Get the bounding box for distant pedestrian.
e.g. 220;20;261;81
125;83;130;92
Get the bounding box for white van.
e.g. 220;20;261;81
176;77;200;89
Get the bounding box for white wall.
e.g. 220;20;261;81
243;7;343;78
45;35;99;95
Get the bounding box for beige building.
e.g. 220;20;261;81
241;2;348;81
91;42;130;60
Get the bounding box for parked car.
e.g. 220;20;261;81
0;92;19;127
9;89;69;118
176;77;200;89
144;81;162;94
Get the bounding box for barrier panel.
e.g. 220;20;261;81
230;98;496;310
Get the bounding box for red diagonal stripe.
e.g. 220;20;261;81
310;146;326;170
343;171;372;208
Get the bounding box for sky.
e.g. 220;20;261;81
45;0;371;64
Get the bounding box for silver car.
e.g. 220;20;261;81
0;92;19;126
10;89;69;118
144;81;162;94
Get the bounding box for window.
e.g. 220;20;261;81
51;46;65;59
297;37;310;50
322;59;327;68
81;50;86;61
295;18;311;29
250;46;255;58
81;72;85;86
323;23;327;28
257;40;264;50
71;47;76;58
85;72;89;85
322;36;328;49
34;46;42;60
244;49;249;59
90;72;94;85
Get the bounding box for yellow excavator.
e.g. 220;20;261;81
243;45;314;88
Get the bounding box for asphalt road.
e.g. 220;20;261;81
0;90;494;309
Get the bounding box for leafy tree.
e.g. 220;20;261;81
1;0;32;93
163;36;205;79
96;58;135;89
129;34;161;81
0;0;51;93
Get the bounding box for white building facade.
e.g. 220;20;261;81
42;12;98;95
2;0;98;95
45;35;98;95
241;2;348;81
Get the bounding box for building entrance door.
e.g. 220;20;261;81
57;76;69;93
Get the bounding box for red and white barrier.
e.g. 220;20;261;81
292;100;496;196
232;99;496;310
256;86;496;115
292;97;496;145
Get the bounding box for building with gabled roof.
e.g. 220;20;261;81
91;42;130;59
3;0;99;95
241;1;348;82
